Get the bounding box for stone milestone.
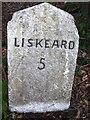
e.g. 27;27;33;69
7;3;79;112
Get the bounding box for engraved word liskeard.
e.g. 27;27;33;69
14;38;75;49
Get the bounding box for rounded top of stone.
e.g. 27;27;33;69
7;2;79;40
10;2;74;21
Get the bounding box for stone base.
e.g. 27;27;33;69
9;102;70;113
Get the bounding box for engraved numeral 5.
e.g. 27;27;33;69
38;58;45;70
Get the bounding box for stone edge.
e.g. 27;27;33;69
9;102;70;113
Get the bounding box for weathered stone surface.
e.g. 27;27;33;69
7;3;79;112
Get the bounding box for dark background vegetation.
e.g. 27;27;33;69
2;2;90;120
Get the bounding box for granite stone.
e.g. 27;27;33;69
7;3;79;112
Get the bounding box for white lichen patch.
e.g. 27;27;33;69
10;102;70;113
